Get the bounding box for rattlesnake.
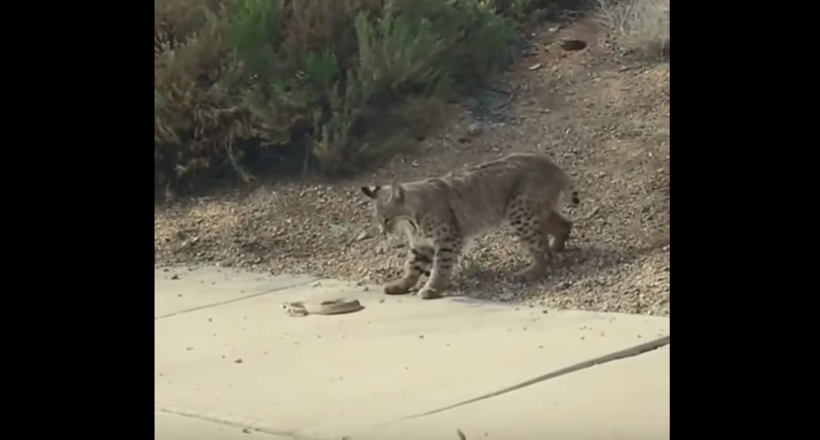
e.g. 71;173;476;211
281;298;364;317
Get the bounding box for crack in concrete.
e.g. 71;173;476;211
159;336;669;439
383;334;670;424
157;408;323;440
154;278;317;320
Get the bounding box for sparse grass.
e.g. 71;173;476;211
154;0;534;193
595;0;669;59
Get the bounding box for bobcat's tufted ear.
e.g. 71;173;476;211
360;186;380;199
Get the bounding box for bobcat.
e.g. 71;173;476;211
361;153;580;299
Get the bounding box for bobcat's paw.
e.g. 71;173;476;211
417;286;443;300
384;282;412;295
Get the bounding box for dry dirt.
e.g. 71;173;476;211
154;18;670;316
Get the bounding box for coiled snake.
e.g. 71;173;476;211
281;298;364;317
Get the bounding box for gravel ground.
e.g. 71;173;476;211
154;19;670;316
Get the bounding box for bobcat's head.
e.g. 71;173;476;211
360;183;416;235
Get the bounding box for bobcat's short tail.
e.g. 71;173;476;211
569;190;580;206
562;178;580;208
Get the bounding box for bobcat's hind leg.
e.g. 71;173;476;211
507;195;552;281
543;210;573;252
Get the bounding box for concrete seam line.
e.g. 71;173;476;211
157;408;322;440
384;334;670;424
154;278;317;320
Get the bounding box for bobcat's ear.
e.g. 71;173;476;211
361;186;380;199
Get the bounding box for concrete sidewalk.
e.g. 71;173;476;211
155;266;669;440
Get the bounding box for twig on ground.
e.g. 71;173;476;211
494;93;515;110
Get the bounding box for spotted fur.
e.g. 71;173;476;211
361;153;579;299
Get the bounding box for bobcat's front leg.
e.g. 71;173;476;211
417;239;462;300
384;246;433;295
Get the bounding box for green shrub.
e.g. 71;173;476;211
154;0;528;192
154;2;250;188
229;0;282;76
